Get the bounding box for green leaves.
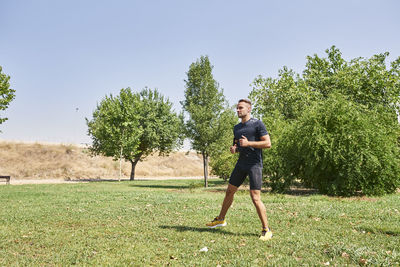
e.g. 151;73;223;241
279;94;400;196
86;87;182;179
182;55;233;156
250;46;400;196
0;66;16;126
181;55;236;185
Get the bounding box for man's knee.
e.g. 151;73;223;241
226;184;238;196
250;190;261;204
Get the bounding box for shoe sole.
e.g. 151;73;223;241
207;222;227;228
259;233;273;241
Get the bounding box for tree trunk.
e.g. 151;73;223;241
202;152;208;188
119;146;123;182
129;158;140;181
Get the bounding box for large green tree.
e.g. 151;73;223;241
181;55;234;187
0;66;16;127
250;46;400;196
87;87;182;180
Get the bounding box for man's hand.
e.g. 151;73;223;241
239;135;249;147
230;144;237;154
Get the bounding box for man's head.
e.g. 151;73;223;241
236;99;252;119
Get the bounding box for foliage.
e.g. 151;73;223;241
86;87;182;180
279;94;400;196
181;55;234;186
250;67;317;121
1;180;399;265
0;66;16;127
208;107;238;180
250;46;400;196
303;47;400;115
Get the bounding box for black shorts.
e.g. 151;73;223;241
229;163;263;190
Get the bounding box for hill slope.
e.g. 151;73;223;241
0;141;205;180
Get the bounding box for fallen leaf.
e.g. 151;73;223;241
359;258;368;265
323;261;330;266
341;252;349;258
265;254;274;260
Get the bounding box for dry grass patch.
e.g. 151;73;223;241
0;141;204;179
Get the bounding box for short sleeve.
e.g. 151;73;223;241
257;120;268;137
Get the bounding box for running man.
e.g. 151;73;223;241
206;99;272;241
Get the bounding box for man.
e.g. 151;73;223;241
206;99;272;241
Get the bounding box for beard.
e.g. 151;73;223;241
237;112;246;118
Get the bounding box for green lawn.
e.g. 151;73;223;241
0;179;399;266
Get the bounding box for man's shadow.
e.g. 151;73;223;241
159;225;257;237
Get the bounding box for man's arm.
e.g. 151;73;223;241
239;134;271;149
230;138;238;154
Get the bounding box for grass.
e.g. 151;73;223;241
0;179;399;266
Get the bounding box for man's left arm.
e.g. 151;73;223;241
239;134;271;149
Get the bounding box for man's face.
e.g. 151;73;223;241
236;101;251;118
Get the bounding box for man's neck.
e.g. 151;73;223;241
241;115;251;123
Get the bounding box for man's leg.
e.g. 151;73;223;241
206;183;238;228
206;164;244;228
217;183;238;219
250;189;269;229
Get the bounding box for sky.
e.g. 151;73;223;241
1;0;399;145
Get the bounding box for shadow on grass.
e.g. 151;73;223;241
129;180;227;190
206;185;319;196
68;178;130;183
130;184;194;190
159;225;257;237
358;226;400;236
284;188;319;196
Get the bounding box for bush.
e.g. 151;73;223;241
209;151;238;180
257;112;290;191
208;108;239;180
278;93;400;196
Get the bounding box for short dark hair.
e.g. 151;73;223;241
238;99;252;106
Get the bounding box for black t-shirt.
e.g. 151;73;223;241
233;118;268;166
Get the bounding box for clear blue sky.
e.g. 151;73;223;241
1;0;399;145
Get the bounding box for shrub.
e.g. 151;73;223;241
209;151;238;180
278;93;400;196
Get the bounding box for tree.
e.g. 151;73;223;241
208;107;238;181
181;55;233;187
250;46;400;196
0;66;16;128
87;87;182;180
